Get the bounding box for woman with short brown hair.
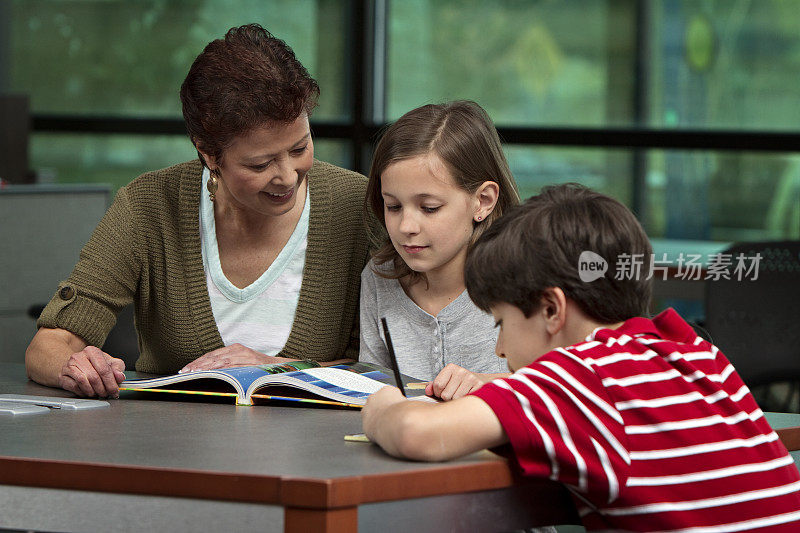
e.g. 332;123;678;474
26;24;368;397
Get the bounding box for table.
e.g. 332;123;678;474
767;411;800;455
2;364;798;533
0;363;579;533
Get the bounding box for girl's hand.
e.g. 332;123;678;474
180;344;299;373
426;363;485;401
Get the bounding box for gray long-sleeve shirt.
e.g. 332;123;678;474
358;261;507;381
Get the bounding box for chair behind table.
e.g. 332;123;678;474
704;241;800;412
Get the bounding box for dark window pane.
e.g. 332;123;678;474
506;145;799;242
30;134;352;193
30;134;197;192
506;146;632;206
313;139;352;171
646;151;800;242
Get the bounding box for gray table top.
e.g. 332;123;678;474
1;365;589;531
3;363;798;476
0;363;506;479
2;361;796;517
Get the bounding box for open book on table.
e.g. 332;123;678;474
119;361;428;407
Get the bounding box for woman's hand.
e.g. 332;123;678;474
425;363;487;401
180;344;300;373
59;346;126;398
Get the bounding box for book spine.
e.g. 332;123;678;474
236;395;254;406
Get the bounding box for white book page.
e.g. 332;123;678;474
302;368;387;394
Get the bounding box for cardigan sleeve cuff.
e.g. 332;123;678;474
36;282;118;348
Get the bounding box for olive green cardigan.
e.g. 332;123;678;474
38;159;369;374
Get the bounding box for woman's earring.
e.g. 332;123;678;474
207;170;219;202
475;215;483;222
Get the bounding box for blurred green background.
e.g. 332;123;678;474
5;0;799;243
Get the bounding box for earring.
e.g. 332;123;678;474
475;215;483;222
207;170;219;202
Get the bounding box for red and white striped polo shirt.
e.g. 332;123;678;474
472;308;800;532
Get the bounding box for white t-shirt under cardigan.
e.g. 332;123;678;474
358;259;507;381
200;167;309;356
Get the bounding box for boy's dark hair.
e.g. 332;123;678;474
180;24;319;166
465;183;653;323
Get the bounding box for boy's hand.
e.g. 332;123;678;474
362;385;407;442
362;385;509;461
426;364;485;400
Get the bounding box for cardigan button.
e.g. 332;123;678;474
59;286;75;300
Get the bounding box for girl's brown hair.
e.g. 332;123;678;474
365;101;520;282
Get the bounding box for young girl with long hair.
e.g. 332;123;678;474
360;100;520;400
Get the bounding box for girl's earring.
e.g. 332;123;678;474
207;170;219;202
475;215;483;222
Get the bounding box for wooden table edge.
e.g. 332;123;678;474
0;455;281;504
4;425;793;517
776;425;800;452
0;454;524;509
279;459;519;508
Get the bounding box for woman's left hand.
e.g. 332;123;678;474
180;344;299;373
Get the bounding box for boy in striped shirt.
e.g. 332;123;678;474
362;184;800;531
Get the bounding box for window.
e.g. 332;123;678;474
9;0;350;120
648;1;800;131
7;0;352;192
29;134;350;193
4;0;799;242
386;0;800;242
387;0;619;127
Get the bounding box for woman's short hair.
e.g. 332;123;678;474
180;24;319;165
465;184;653;324
365;100;520;282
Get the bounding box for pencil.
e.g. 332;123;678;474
380;317;407;397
